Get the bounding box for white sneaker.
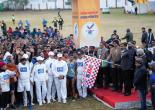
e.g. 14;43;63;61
31;103;35;106
24;103;27;107
47;100;51;104
63;99;67;104
39;102;42;106
42;100;46;104
52;98;56;102
58;99;61;103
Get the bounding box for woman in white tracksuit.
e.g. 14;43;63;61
45;51;56;104
17;57;32;109
31;56;48;106
76;51;87;98
52;53;68;103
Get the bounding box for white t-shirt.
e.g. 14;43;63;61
0;70;16;92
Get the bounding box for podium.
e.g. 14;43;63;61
72;0;101;48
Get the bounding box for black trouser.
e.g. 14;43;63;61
151;88;155;110
96;67;104;88
112;67;123;91
18;91;32;106
103;67;110;87
0;92;10;108
123;70;132;94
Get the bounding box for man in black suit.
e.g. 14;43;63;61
141;27;148;44
147;28;154;47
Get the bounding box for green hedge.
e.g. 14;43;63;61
0;3;4;11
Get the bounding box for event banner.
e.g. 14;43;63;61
135;0;148;3
82;55;102;88
72;0;101;48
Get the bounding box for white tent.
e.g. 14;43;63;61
148;0;155;13
125;0;155;14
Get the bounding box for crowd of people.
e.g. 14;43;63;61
0;18;155;110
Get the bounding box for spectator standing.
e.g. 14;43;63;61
141;27;148;44
134;57;147;110
12;14;15;25
147;28;154;48
107;40;122;91
148;61;155;110
122;28;133;42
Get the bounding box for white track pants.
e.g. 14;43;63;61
54;77;67;101
47;75;56;101
35;81;47;103
77;75;87;98
23;83;33;104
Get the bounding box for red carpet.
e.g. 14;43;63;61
90;88;151;109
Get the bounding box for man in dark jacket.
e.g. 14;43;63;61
122;29;133;42
120;42;136;96
134;57;147;110
147;28;154;48
141;27;148;44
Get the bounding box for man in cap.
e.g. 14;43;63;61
52;53;68;103
76;51;87;98
17;56;32;110
31;56;48;106
21;54;35;107
45;51;57;103
3;52;19;109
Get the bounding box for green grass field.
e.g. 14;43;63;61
0;8;155;45
0;9;155;110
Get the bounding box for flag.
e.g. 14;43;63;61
82;55;102;88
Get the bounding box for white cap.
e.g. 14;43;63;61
22;54;29;59
48;51;54;56
57;53;63;58
3;51;12;60
36;56;44;61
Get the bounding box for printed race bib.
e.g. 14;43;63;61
20;67;27;72
38;69;44;74
77;62;83;67
3;74;10;80
57;67;63;72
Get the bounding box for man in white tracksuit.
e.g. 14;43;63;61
21;54;34;107
52;53;68;103
17;57;32;110
76;51;87;98
31;56;48;106
45;51;56;104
